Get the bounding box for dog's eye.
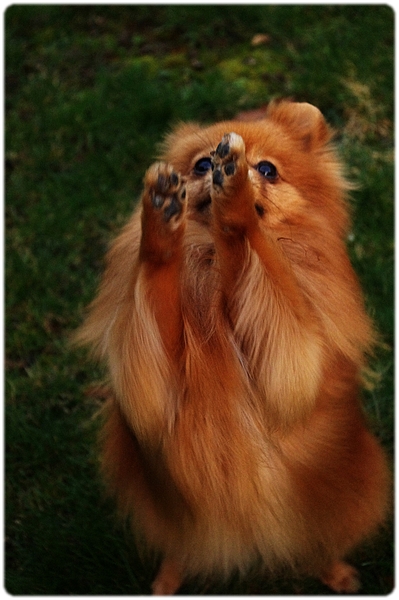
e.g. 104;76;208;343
257;161;278;181
194;157;212;176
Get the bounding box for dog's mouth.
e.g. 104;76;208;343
195;195;212;212
194;196;265;218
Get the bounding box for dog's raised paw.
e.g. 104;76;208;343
143;162;187;229
211;132;247;191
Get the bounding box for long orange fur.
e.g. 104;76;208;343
76;101;390;594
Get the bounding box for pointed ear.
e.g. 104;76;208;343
266;100;332;150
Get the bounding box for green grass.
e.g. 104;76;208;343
6;5;393;594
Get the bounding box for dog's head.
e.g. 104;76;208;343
160;101;350;235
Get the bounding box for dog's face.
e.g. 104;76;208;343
161;102;349;235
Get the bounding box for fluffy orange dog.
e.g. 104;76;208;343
77;101;389;594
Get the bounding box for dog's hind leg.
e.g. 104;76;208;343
151;558;183;595
320;561;361;593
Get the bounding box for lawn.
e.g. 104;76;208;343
5;5;393;594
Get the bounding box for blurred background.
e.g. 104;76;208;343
5;5;393;594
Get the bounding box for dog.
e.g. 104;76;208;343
76;100;390;594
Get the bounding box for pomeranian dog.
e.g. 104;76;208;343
76;101;390;594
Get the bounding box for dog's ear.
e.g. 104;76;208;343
266;100;332;151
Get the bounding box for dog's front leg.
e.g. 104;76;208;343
210;132;308;318
210;134;322;427
105;162;187;441
139;161;187;360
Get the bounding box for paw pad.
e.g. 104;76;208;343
145;162;187;224
224;161;236;176
215;139;231;159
